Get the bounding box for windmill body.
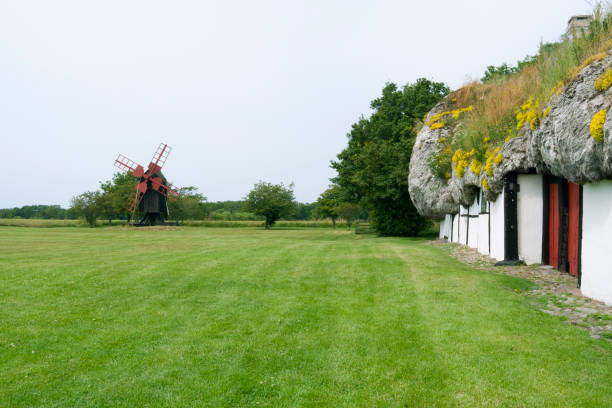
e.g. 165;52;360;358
114;143;180;226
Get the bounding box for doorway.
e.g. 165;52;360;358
543;177;582;279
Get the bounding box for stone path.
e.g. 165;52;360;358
427;240;612;340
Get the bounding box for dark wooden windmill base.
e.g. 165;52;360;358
134;212;177;227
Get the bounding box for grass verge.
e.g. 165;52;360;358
0;227;610;406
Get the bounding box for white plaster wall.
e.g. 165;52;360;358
582;181;612;305
467;213;479;249
477;213;490;255
458;205;468;245
447;214;454;240
517;174;543;265
467;195;480;249
489;190;505;261
439;215;453;240
468;194;481;215
452;214;459;242
439;217;446;240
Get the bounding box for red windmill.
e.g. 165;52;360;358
114;143;180;226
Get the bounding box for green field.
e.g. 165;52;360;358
1;227;610;407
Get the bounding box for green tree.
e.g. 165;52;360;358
70;191;101;227
167;186;208;224
336;202;361;230
97;192;115;225
292;202;318;220
481;55;537;83
315;185;341;228
244;182;296;229
331;78;449;236
99;172;138;222
42;205;66;219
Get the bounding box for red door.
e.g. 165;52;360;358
548;183;559;269
568;182;580;276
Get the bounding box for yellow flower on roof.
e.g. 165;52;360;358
452;149;472;179
595;69;612;91
590;109;607;143
494;154;504;165
470;159;482;175
482;177;490;191
516;97;541;131
484;146;500;176
427;111;452;127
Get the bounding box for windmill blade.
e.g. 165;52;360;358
133;165;145;178
149;143;172;172
163;182;180;198
151;177;163;192
137;181;148;194
123;196;135;210
147;162;161;175
114;154;141;173
153;179;180;198
128;191;145;213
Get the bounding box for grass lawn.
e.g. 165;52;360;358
0;227;610;407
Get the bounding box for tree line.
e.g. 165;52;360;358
1;177;341;228
0;205;75;220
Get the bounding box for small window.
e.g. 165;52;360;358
480;190;488;213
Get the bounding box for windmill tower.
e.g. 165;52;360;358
114;143;180;226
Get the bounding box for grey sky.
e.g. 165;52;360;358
0;0;594;208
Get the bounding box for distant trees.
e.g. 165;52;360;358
244;182;296;229
315;185;341;228
315;185;363;229
167;186;208;224
481;54;538;83
205;200;262;221
70;191;101;227
331;79;449;236
292;202;318;221
0;205;71;219
336;202;361;230
2;180;321;226
203;200;318;221
0;205;74;220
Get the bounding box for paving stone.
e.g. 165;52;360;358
575;307;599;314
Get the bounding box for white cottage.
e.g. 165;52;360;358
408;22;612;305
434;172;612;305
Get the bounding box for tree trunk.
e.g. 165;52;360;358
332;217;336;229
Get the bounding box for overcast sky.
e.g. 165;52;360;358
0;0;595;207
